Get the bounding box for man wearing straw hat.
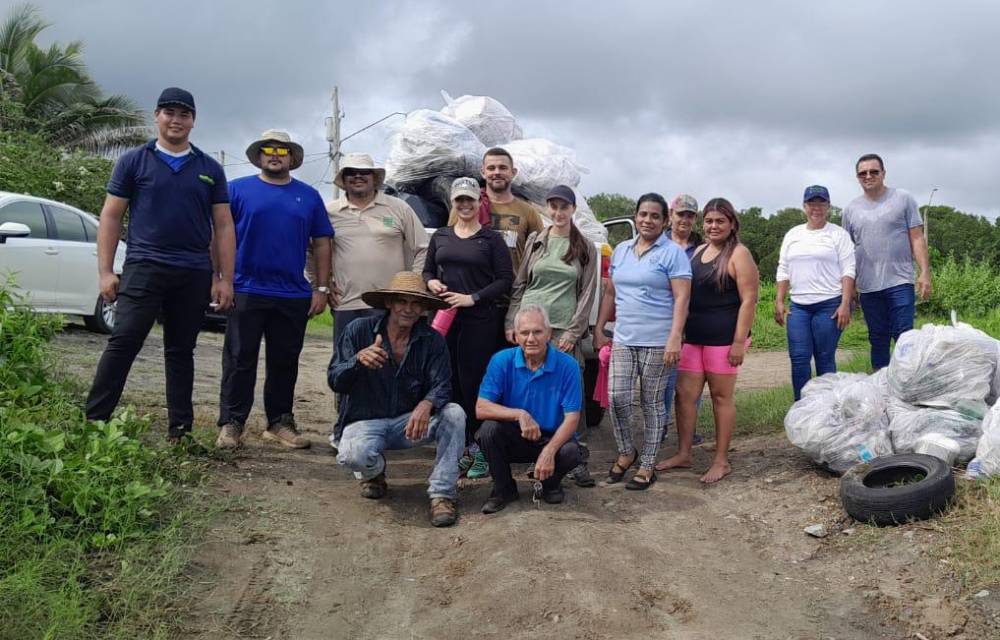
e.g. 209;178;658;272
215;130;334;450
328;271;465;527
316;153;429;347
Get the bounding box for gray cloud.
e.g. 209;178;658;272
26;0;1000;217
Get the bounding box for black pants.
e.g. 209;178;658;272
476;420;583;499
86;260;211;436
447;310;499;444
218;293;311;428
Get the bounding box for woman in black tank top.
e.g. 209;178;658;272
657;198;759;484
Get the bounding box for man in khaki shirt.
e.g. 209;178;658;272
482;147;544;272
321;154;429;346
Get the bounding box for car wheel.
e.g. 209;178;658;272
84;296;116;334
583;358;605;427
840;453;955;526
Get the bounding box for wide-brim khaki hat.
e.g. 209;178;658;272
361;271;449;311
334;153;386;190
246;129;304;170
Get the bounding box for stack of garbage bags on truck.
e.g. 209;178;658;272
784;321;1000;477
382;91;607;244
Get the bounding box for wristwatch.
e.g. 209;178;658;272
317;286;330;294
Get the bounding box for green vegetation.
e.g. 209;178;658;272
0;129;113;214
0;3;148;155
0;281;202;639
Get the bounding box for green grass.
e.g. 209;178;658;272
0;279;209;639
938;477;1000;592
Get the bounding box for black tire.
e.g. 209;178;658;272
840;454;955;526
83;296;116;334
583;358;605;427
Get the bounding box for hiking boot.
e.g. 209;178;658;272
215;423;243;450
429;498;458;527
262;414;311;449
360;472;387;499
458;452;474;476
568;463;596;488
466;451;489;479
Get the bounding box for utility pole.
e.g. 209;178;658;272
326;87;342;200
924;187;938;242
220;149;225;167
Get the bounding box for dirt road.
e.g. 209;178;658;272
52;324;994;639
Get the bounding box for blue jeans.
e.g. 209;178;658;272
787;296;844;400
859;284;915;371
335;403;466;499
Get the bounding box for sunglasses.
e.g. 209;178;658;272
260;146;290;156
342;169;374;178
856;169;882;178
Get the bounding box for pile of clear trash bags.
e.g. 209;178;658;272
785;322;1000;475
383;91;606;243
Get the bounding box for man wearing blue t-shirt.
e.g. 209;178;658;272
476;305;584;514
215;131;334;450
86;87;236;444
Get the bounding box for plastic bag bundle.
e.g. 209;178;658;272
887;399;986;464
887;324;997;407
505;138;585;204
800;372;868;400
969;402;1000;477
440;92;523;147
784;374;893;474
384;110;485;189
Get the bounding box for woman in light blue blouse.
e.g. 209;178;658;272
593;193;691;490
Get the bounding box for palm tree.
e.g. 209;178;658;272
0;3;149;156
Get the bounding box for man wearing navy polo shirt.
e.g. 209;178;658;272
215;130;334;450
86;87;236;444
476;304;584;513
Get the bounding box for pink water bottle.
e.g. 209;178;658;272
431;307;457;336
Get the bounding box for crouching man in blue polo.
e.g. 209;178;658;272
327;272;465;527
476;304;584;514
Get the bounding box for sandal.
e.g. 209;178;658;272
625;470;657;491
606;448;639;484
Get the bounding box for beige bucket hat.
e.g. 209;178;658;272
245;129;304;170
334;153;387;190
360;271;449;311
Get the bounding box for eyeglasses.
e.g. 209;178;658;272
342;169;374;178
856;169;882;178
260;146;290;156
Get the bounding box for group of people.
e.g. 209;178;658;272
84;87;932;529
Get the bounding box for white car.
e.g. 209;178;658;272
0;192;125;333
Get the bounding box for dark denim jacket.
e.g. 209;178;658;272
327;315;451;437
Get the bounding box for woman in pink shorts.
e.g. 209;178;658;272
657;198;759;483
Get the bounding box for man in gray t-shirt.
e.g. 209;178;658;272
842;153;932;370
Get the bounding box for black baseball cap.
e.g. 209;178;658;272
156;87;196;114
545;184;576;206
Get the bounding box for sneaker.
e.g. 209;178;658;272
360;472;387;499
215;422;243;450
262;414;311;449
458;452;474;476
429;498;458;527
466;451;489;479
568;463;596;488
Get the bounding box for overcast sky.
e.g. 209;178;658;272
27;0;1000;218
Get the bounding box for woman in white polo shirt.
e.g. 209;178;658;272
774;185;856;400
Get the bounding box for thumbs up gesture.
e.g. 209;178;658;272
358;333;389;370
